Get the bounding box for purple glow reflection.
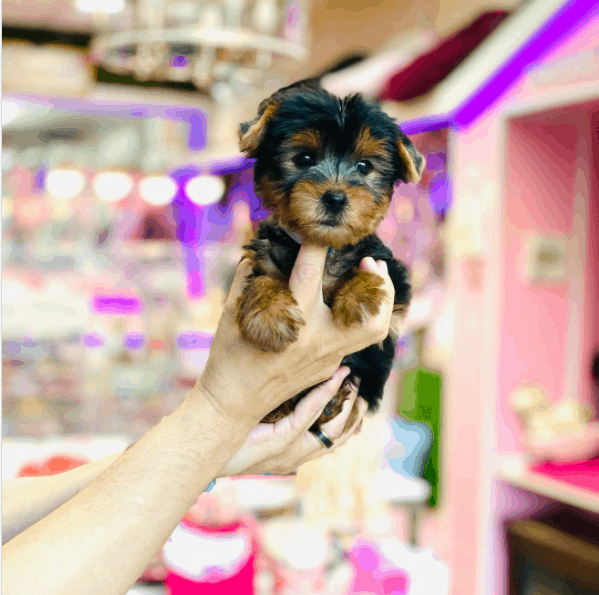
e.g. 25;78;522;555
92;296;143;315
429;172;451;216
171;56;189;67
84;333;105;348
124;333;145;350
177;332;213;349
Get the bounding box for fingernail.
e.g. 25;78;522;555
359;257;375;271
376;260;388;273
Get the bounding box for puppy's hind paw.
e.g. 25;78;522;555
237;276;305;353
331;270;384;327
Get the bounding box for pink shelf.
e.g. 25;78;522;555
498;460;599;514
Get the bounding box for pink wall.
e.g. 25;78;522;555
583;109;599;412
415;12;599;595
498;118;578;453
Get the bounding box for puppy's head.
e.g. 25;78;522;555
239;80;425;248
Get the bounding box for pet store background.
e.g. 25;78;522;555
2;0;599;593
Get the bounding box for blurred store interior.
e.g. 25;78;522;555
2;0;599;593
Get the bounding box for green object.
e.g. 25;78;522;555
399;366;442;507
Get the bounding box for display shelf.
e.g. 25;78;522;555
497;456;599;514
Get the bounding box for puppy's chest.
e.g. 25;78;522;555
269;243;355;305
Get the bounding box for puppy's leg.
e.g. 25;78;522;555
237;274;305;353
331;269;385;327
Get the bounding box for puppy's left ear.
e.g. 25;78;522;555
239;98;278;157
397;132;425;184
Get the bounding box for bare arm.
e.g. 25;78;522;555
2;373;367;546
2;393;251;595
2;453;120;545
2;249;393;595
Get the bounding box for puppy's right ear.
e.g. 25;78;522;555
239;98;278;157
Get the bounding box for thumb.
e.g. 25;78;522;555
289;244;327;311
224;258;253;307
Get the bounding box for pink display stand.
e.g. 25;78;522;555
531;459;599;494
164;519;257;595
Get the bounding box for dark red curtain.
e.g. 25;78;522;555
378;11;509;103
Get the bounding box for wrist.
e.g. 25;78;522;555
191;374;259;434
185;381;255;449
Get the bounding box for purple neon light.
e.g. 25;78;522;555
177;332;213;349
399;117;452;136
454;0;599;129
92;295;144;315
4;95;207;151
394;0;597;135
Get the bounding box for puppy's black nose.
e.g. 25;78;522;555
321;191;347;214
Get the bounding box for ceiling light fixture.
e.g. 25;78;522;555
89;0;308;90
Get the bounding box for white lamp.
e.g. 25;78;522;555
46;168;86;200
139;175;178;206
185;174;226;206
93;171;134;203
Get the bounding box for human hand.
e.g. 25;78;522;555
195;245;393;429
218;367;367;477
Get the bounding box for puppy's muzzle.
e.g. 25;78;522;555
321;190;347;215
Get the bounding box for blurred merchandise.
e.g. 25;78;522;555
18;454;88;477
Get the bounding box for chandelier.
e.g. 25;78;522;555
87;0;309;92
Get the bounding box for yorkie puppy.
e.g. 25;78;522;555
236;80;424;429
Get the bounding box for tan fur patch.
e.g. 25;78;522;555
237;273;305;353
239;102;278;156
277;179;390;249
331;270;384;327
289;129;322;153
261;400;297;423
322;268;345;305
315;379;353;426
256;176;285;209
398;140;425;184
354;126;389;160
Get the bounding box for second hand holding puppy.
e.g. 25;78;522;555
196;245;394;431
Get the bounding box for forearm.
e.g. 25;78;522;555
2;391;252;595
2;453;121;545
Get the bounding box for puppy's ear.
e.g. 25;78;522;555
397;133;425;184
239;98;278;157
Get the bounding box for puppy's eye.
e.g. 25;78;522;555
356;160;373;175
293;152;315;168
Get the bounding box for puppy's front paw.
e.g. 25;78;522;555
331;270;384;327
237;276;305;353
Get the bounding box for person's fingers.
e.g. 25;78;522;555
331;397;368;449
224;258;253;307
299;397;367;467
288;244;328;312
282;366;351;436
333;258;395;355
307;384;358;450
